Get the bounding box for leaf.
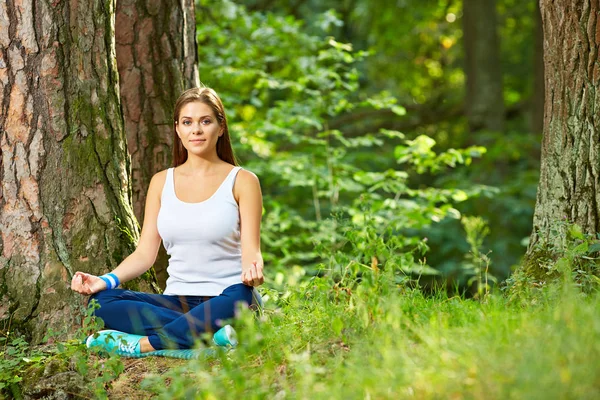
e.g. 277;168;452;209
586;242;600;253
394;145;408;161
573;242;588;255
332;318;344;336
328;38;353;51
451;190;468;202
568;224;584;240
391;105;406;116
379;129;405;139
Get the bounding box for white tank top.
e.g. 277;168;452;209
157;166;243;296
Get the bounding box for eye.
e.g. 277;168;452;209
202;119;211;125
182;120;191;125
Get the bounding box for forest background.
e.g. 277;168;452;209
201;0;541;287
1;0;599;398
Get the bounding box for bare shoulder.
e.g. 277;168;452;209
234;168;261;202
152;169;169;181
237;168;259;184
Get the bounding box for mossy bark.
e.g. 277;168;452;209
0;0;155;342
525;1;600;267
115;0;199;289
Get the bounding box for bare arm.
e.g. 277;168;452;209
71;171;166;295
234;169;264;287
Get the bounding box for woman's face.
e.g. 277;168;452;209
175;101;223;156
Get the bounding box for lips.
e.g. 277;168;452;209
189;139;206;144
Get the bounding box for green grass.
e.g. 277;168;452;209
139;276;600;399
3;266;598;399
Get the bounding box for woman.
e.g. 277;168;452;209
71;87;264;358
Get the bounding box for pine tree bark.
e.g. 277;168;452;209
116;0;199;221
463;0;505;132
116;0;199;289
526;1;600;256
0;0;152;340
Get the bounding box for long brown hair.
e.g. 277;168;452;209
172;87;238;167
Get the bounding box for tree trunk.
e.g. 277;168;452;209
526;0;600;257
115;0;199;289
463;0;505;132
0;0;153;341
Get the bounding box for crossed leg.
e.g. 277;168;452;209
90;283;253;350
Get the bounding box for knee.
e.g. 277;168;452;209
88;289;120;312
218;284;254;309
89;288;110;302
232;284;254;304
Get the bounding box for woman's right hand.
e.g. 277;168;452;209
70;271;107;295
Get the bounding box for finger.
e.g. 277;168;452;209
252;261;263;272
248;268;261;287
246;271;253;285
72;275;83;291
248;263;258;286
241;270;250;285
253;262;264;285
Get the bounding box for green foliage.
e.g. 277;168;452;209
497;0;538;105
0;300;126;399
0;335;41;397
425;128;539;280
138;272;600;399
240;0;539;112
4;225;599;399
461;216;496;297
232;0;543;283
196;0;491;282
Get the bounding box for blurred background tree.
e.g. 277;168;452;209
195;0;542;288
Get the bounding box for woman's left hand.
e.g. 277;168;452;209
241;261;264;287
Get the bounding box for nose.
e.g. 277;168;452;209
192;122;203;134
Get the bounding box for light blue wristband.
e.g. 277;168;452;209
99;273;120;290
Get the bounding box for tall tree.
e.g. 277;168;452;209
0;0;148;340
115;0;200;287
463;0;505;132
527;1;600;256
116;0;199;221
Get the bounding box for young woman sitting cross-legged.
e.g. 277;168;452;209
70;87;265;359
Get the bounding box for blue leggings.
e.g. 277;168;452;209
89;283;253;350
